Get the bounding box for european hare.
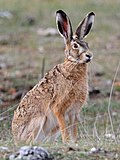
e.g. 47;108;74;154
12;10;95;144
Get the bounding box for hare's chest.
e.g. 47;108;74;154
75;81;88;97
68;78;88;98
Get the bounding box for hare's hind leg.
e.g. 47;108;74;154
34;116;47;143
17;116;47;144
38;111;59;142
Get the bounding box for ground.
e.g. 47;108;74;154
0;0;120;159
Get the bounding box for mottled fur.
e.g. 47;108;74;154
12;10;95;143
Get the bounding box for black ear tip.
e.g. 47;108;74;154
56;10;63;13
56;10;66;15
89;12;95;16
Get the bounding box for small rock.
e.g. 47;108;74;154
89;147;98;153
18;146;32;156
105;133;115;139
0;10;13;19
9;146;54;160
0;146;9;151
89;147;104;154
9;154;16;160
37;28;58;36
112;112;117;116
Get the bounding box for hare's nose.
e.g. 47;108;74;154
85;52;93;62
86;54;91;59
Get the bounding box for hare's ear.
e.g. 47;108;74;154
56;10;73;43
75;12;95;40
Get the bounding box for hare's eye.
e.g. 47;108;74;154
73;43;79;49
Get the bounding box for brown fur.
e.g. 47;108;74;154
12;10;95;144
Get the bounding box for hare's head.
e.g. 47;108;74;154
56;10;95;64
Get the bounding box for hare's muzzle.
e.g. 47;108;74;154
85;51;93;63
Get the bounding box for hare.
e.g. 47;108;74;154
12;10;95;144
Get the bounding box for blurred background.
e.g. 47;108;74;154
0;0;120;157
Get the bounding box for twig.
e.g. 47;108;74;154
0;103;18;116
41;56;45;78
107;60;120;144
93;113;100;141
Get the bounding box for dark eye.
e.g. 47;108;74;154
73;43;78;49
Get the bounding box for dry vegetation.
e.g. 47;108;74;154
0;0;120;159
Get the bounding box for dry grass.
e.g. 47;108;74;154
0;0;120;159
